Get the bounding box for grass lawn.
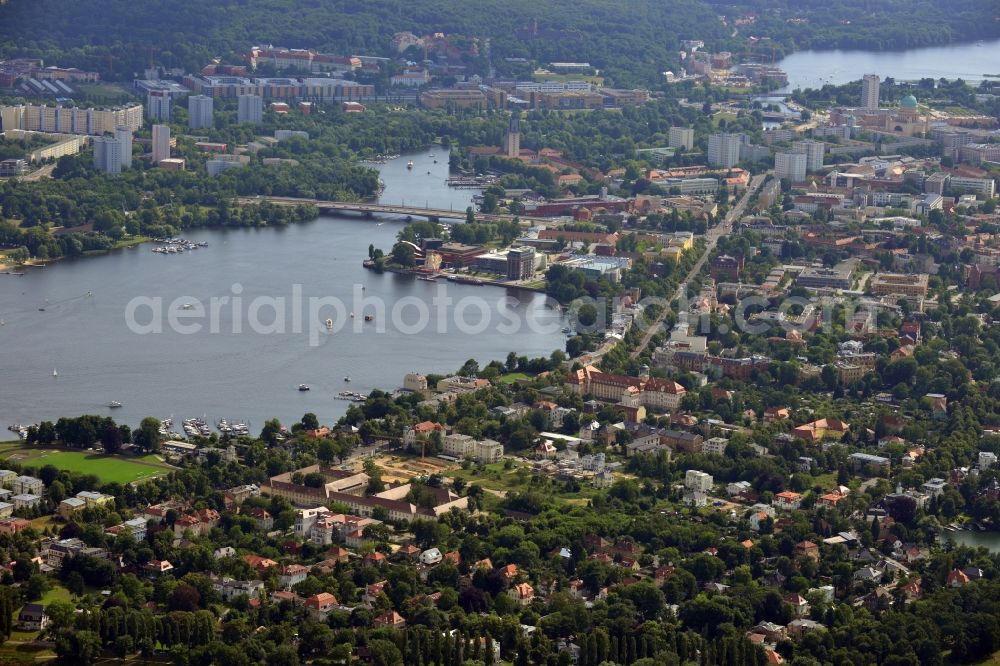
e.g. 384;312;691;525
0;638;55;665
497;372;531;385
452;460;603;503
0;445;173;484
37;585;72;606
0;586;73;665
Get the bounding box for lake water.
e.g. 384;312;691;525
776;38;1000;92
0;152;567;431
941;529;1000;554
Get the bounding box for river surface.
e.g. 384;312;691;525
0;151;567;431
776;38;1000;92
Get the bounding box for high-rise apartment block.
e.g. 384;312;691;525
115;125;133;169
707;133;741;168
668;127;695;151
188;95;214;129
93;135;124;174
861;74;880;111
151;124;171;164
774;152;807;182
237;94;264;124
792;139;825;172
147;90;172;121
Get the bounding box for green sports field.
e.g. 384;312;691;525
0;443;173;484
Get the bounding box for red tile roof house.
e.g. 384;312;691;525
773;491;803;511
279;564;309;589
507;582;535;607
244;554;278;573
947;568;970;588
794;541;820;561
304;592;339;619
374;610;406;628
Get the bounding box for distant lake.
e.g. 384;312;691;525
776;38;1000;92
941;529;1000;554
0;152;568;431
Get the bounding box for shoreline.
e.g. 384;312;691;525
370;264;549;294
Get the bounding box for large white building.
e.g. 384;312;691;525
441;433;504;464
1;103;143;136
861;74;880;111
668;126;695;151
685;470;713;493
949;175;996;199
188;95;214;129
237;94;264;124
775;152;807;182
707;133;741;168
93;135;124;174
151;124;171;165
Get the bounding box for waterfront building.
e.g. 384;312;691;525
506;246;535;280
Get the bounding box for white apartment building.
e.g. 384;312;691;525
668;126;695;150
151;124;171;164
237;94;264;124
188;95;214;129
861;74;880;111
684;469;713;493
441;433;504;464
792;140;825;172
708;133;741;168
775;152;807;182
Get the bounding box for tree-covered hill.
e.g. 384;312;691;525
707;0;1000;52
0;0;730;87
2;0;997;86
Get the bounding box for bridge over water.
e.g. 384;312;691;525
238;196;554;226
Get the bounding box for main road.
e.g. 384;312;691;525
628;171;768;360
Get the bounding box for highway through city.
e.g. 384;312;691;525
627;171;769;360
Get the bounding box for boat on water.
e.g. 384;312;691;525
406;160;414;169
108;401;122;408
325;318;334;329
417;275;437;282
298;384;310;391
350;312;355;318
181;303;194;310
52;368;58;377
344;376;351;382
364;314;374;321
